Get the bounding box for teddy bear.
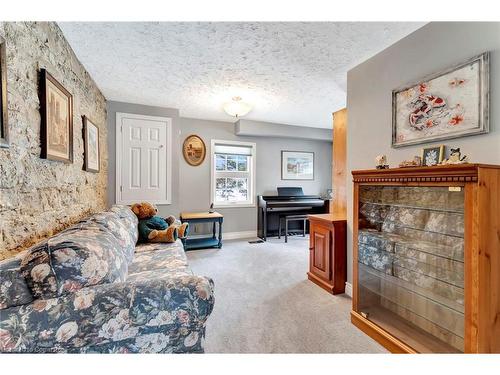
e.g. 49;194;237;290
130;202;189;243
165;215;190;239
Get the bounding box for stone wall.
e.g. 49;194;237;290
0;22;107;260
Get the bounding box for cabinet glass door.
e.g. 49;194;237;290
356;185;465;353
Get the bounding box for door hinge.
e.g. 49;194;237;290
120;186;123;192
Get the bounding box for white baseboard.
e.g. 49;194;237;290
188;230;257;241
345;282;353;297
223;230;257;240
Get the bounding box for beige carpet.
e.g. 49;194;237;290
186;236;387;353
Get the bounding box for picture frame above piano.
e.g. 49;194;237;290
281;150;314;180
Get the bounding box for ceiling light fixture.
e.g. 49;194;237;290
223;96;253;118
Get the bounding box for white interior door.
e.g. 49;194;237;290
116;113;172;205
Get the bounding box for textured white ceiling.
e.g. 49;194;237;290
59;22;424;128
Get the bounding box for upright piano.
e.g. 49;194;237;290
258;187;329;240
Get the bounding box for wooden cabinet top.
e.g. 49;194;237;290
352;163;500;183
308;213;347;223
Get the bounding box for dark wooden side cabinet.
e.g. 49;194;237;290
307;214;347;294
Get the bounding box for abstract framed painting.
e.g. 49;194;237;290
83;116;100;173
40;69;73;163
0;35;8;148
392;52;489;148
281;151;314;180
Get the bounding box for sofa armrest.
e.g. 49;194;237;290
0;274;214;353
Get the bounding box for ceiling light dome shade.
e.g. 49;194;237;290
223;96;252;118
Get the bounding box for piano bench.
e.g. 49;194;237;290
278;214;309;243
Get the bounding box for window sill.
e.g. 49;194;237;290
213;203;256;209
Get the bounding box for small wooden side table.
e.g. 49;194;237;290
180;211;223;250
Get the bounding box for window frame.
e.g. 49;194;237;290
210;139;256;208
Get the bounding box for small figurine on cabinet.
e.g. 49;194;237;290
399;156;422;168
375;155;389;169
441;147;469;165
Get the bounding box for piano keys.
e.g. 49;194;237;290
258;187;329;240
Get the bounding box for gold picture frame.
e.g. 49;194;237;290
421;145;445;166
183;134;206;166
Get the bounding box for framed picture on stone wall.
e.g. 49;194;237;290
0;35;8;148
40;68;73;163
392;52;489;147
83;116;100;173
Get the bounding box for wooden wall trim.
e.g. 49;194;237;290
351;164;495;183
332;108;347;216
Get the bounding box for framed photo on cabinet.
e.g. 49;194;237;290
392;52;489;147
0;35;8;148
40;69;73;163
83;116;100;173
421;144;445;166
281;151;314;180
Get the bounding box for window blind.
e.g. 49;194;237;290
214;143;253;156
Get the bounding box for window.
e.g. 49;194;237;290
211;140;256;207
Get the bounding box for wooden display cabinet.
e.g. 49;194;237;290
307;214;347;295
351;164;500;353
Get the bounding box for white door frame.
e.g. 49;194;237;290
115;112;172;205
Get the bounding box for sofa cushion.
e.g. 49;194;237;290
0;253;34;309
21;224;129;299
85;211;135;264
128;240;191;280
110;205;139;244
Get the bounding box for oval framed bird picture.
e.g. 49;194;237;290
183;134;206;166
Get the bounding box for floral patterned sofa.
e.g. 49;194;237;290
0;205;215;353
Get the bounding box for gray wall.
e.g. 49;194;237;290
106;101;181;216
236;119;332;141
346;22;500;284
106;103;332;233
179;118;332;234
